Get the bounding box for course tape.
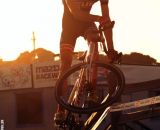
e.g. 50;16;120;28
110;95;160;112
87;95;160;129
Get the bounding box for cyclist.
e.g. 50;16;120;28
54;0;120;125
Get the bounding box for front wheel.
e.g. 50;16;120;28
55;62;125;113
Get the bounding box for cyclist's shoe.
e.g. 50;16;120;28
54;111;66;126
107;49;122;63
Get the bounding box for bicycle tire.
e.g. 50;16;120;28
55;62;125;113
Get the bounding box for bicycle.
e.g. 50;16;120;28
54;22;125;129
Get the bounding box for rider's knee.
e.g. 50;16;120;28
60;43;74;71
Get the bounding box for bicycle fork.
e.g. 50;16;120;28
85;42;99;93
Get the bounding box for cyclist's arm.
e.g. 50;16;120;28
100;0;111;21
100;0;115;50
65;0;101;22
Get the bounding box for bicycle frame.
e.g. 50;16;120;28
68;28;105;106
84;26;106;93
86;41;99;93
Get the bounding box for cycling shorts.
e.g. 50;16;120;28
60;13;97;48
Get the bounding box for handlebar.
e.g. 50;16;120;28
99;21;115;32
86;21;115;58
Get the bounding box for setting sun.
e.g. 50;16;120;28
0;0;160;62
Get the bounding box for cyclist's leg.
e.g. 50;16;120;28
103;21;114;50
101;1;114;51
101;3;121;62
54;23;77;124
102;20;122;62
54;17;87;124
54;43;74;125
57;43;74;112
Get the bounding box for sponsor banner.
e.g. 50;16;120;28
0;64;32;90
32;61;60;88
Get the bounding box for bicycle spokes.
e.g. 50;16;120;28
56;62;125;113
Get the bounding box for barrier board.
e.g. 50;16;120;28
32;61;60;88
0;64;32;90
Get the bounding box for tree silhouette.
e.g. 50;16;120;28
15;51;32;64
15;48;55;64
1;49;159;65
121;52;157;65
33;48;55;62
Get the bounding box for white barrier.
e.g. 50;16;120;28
0;61;160;90
0;64;32;90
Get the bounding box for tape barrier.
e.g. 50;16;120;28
89;95;160;129
86;95;160;128
91;107;110;130
111;95;160;112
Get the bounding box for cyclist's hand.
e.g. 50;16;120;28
98;17;108;27
99;18;115;31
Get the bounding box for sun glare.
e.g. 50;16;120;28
0;0;160;62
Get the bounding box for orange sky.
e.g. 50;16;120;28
0;0;160;62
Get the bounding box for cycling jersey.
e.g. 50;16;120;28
60;0;108;48
63;0;108;12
